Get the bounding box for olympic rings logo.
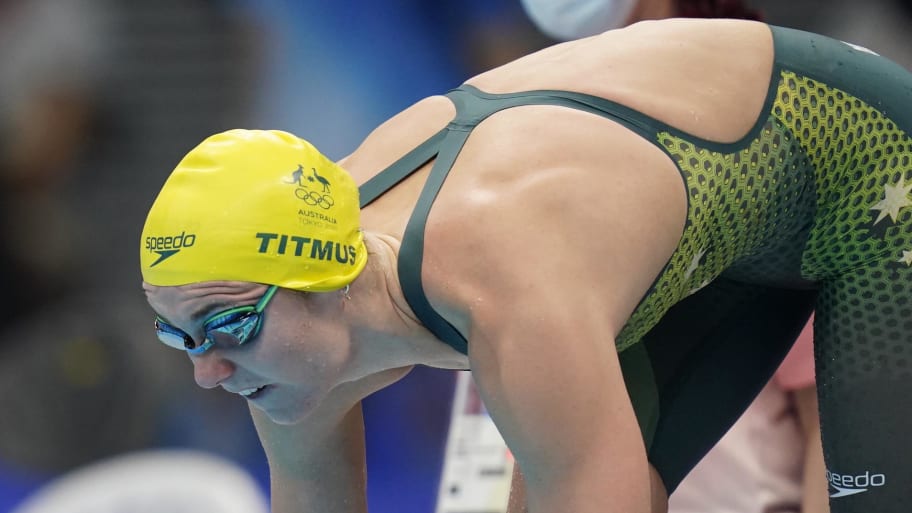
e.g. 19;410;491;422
295;188;335;209
285;165;335;210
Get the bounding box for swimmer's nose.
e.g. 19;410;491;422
190;352;236;389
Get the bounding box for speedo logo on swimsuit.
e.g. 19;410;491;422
145;231;197;267
826;469;886;498
255;232;357;265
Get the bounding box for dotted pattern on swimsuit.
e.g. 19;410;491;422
777;71;912;277
616;70;912;364
771;72;912;491
772;71;912;386
615;72;817;351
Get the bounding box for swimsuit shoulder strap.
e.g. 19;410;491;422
362;85;667;354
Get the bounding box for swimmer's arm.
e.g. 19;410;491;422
469;298;655;513
251;403;367;513
432;126;683;512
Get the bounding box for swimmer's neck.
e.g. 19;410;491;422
348;232;469;371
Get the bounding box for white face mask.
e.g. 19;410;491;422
520;0;637;40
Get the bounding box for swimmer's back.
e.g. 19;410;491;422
467;18;775;143
345;18;775;233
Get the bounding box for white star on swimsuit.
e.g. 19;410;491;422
688;279;713;297
899;249;912;266
684;248;706;280
871;176;912;225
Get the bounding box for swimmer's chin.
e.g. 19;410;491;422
263;411;308;426
254;403;317;425
252;392;327;425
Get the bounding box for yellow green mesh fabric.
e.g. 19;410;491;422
775;71;912;391
778;71;912;277
615;70;912;351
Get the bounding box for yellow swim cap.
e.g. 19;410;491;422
140;129;367;291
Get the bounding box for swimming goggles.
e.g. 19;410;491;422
154;285;279;355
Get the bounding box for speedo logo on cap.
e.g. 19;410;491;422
826;468;886;498
145;231;197;267
256;232;357;264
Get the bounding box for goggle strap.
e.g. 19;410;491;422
256;285;279;311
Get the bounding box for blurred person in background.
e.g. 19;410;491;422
0;1;266;510
520;0;762;41
0;0;112;505
0;0;107;322
519;0;912;70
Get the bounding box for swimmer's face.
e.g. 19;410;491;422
143;281;354;424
